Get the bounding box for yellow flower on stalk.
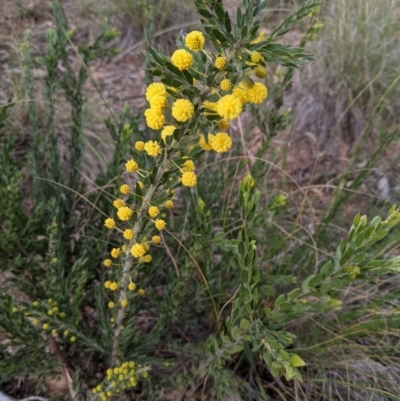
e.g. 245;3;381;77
131;243;146;258
104;259;112;267
128;282;136;291
104;218;115;229
248;82;268;104
171;49;194;71
220;78;232;91
110;282;118;291
111;248;121;258
181;171;197;187
210;132;232;153
144;108;165;130
161;125;176;141
255;66;266;78
135;141;145;151
217;95;242;120
218;119;230;130
120;299;128;308
149;95;167;112
215;56;227;70
152;235;161;244
120;184;130;194
172;99;194;122
199;134;214;150
155;219;166;230
251;51;263;63
145;82;167;101
123;229;134;240
138;289;145;296
148;206;160;218
164;200;174;209
144;140;161;157
182;159;195;172
104;280;111;288
126;159;139;173
117;206;133;221
113;199;125;209
185;31;205;51
108;301;115;309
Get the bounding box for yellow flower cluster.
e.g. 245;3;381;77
181;171;197;187
172;99;194;122
120;184;130;194
144;108;165;130
164;200;174;209
251;51;263;63
123;229;134;240
218;119;229;130
215;56;227;70
199;135;213;151
151;235;161;244
220;78;232;91
144;140;161;157
171;49;194;71
148;206;160;218
131;243;146;258
113;199;125;209
210;133;232;153
217;95;242;120
117;206;133;221
255;66;266;78
144;82;168;130
185;31;205;51
104;218;115;229
155;219;166;230
135;141;145;151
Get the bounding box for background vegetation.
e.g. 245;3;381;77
0;0;399;400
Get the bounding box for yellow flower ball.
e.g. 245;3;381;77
161;125;176;142
120;184;130;194
185;30;205;51
217;95;242;120
104;259;112;267
148;206;160;218
104;218;115;229
108;301;115;309
155;219;166;231
144;108;165;130
248;82;268;104
104;280;111;288
182;159;195;172
251;51;263;63
255;66;266;78
131;243;146;258
145;82;167;101
152;235;161;244
215;56;227;70
123;229;134;240
144;140;161;157
126;159;139;173
232;82;250;104
149;95;167;112
210;132;232;153
220;78;232;91
111;248;121;258
113;199;126;209
172;99;194;122
171;49;194;71
70;336;76;342
218;119;230;130
138;289;145;296
144;255;152;263
42;323;49;330
128;282;136;291
164;200;174;209
110;282;118;291
117;206;133;221
199;134;214;150
120;299;128;308
181;171;197;187
135;141;145;151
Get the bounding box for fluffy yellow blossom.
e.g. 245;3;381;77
144;140;161;157
128;282;136;291
255;66;266;78
172;99;194;122
199;134;214;150
182;171;197;187
123;229;134;240
110;282;118;291
171;49;193;71
117;206;133;221
185;30;205;51
108;301;115;309
218;119;230;130
145;82;167;101
131;243;146;258
161;125;176;141
126;159;139;173
104;259;112;267
120;184;130;194
164;200;174;209
251;51;263;63
143;255;152;263
210;132;232;153
104;280;111;288
215;56;227;70
138;289;145;296
111;248;121;258
113;199;125;209
120;299;128;308
203;101;218;112
217;95;242;120
135;141;145;151
220;78;232;91
152;235;161;244
182;159;195;172
144;108;165;130
232;82;250;104
104;218;115;229
155;219;166;231
149;95;167;112
42;323;49;330
248;82;268;104
148;206;160;218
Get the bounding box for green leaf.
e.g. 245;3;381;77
275;294;286;308
290;354;306;367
